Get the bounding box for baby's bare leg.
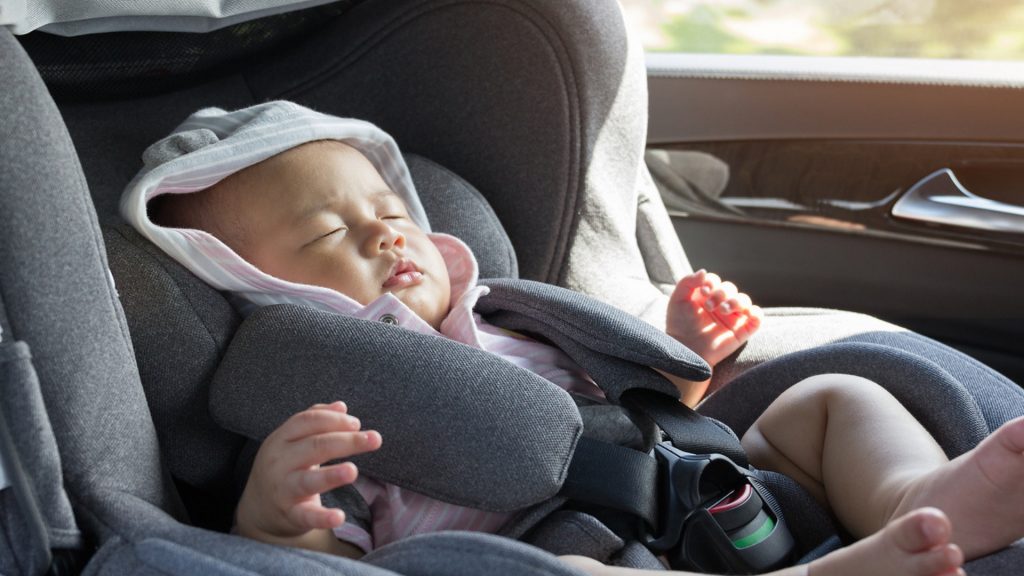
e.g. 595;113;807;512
740;374;948;538
743;373;1024;560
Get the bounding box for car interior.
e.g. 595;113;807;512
1;1;1022;575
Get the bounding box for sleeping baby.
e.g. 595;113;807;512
122;101;1024;576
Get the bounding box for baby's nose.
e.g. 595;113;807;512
376;223;405;252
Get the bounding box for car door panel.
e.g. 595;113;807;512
646;55;1024;384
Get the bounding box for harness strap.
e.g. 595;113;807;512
559;390;747;529
560;437;660;526
622;389;747;468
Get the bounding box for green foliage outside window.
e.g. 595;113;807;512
623;0;1024;60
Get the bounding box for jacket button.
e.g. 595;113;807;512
379;314;399;325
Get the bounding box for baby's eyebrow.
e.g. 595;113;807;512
295;189;401;224
370;188;401;204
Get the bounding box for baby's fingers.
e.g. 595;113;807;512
278;405;362;442
732;305;764;339
289;500;347;531
715;292;752;318
293;430;383;469
288;462;360;500
671;270;707;303
703;281;737;313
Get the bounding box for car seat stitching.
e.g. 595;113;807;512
268;0;580;284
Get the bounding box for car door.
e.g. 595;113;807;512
624;1;1024;385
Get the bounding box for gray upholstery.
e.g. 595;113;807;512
57;0;673;328
408;155;518;280
104;225;245;492
710;308;1024;433
477;279;710;402
520;510;625;563
0;23;183;540
363;532;586;576
702;342;990;458
1;5;597;575
210;304;583;511
0;341;80;575
210;278;712;513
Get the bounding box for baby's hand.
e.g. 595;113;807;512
666;270;763;368
235;401;381;544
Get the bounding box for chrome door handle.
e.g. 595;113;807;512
891;169;1024;234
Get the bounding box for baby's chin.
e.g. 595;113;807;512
399;288;451;331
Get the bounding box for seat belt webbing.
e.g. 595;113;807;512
560;390;749;529
622;389;748;468
560;436;659;526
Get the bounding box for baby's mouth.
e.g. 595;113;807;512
383;258;423;289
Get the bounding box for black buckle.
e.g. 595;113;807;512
643;443;795;574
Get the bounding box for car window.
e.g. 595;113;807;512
620;0;1024;61
624;0;1024;245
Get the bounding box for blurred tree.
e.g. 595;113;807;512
836;0;1024;59
639;0;1024;60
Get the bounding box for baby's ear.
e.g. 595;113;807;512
146;194;174;227
147;192;200;230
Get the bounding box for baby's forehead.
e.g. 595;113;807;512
296;187;408;220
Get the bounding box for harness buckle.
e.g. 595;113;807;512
643;443;795;574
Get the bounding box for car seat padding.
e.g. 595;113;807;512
210;303;583;512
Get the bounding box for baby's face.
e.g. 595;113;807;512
211;140;451;329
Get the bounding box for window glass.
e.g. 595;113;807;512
620;0;1024;60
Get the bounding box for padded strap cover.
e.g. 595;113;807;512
209;304;583;512
477;279;711;402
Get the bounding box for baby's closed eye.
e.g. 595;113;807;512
304;226;348;247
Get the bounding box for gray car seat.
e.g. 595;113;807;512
3;0;1024;575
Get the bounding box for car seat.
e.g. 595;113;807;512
2;0;1023;574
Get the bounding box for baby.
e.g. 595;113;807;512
124;102;1024;576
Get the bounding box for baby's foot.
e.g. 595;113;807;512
808;508;963;576
666;270;763;367
891;415;1024;560
559;508;963;576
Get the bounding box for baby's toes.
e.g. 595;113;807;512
887;509;963;576
890;508;953;553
